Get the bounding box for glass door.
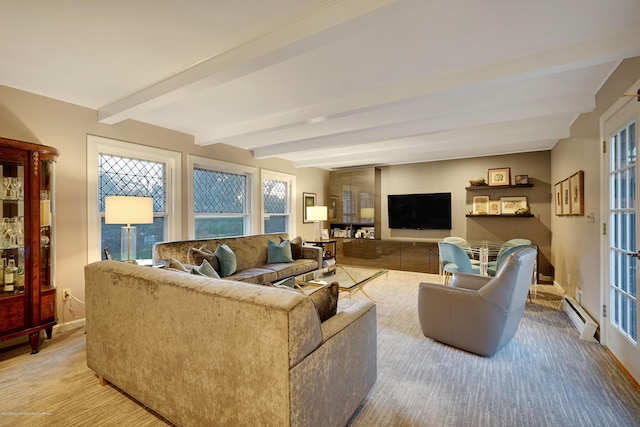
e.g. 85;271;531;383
605;95;640;383
1;157;25;297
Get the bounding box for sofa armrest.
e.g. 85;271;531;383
301;245;323;269
320;300;375;343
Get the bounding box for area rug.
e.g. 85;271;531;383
343;270;640;427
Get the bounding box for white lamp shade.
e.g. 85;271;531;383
361;207;375;219
306;205;328;221
105;196;154;225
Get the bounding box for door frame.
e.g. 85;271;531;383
599;77;640;382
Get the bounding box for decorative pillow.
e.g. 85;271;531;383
272;276;297;289
190;259;220;279
268;239;294;264
190;245;220;273
307;282;339;322
214;244;237;277
282;236;303;259
168;258;189;272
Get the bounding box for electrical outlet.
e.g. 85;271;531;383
63;288;72;301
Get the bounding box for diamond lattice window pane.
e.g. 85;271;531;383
98;154;166;213
263;179;287;214
194;168;247;213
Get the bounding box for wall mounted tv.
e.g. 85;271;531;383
387;193;452;230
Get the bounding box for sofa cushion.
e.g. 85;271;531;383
190;245;220;273
268;239;294;264
190;259;220;279
266;259;318;280
214;244;237;277
226;268;278;285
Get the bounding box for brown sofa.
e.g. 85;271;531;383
152;232;322;284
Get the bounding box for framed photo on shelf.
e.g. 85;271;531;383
500;196;527;215
488;167;511;186
570;170;584;215
489;200;501;215
303;192;316;223
515;174;529;185
472;196;489;214
555;182;563;215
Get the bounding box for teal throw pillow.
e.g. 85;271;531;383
268;239;294;264
214;244;237;277
190;259;220;279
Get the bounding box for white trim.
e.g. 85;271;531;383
53;318;86;334
599;79;640;345
86;135;182;264
260;168;297;236
187;155;257;239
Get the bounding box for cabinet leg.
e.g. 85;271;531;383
45;326;53;339
28;332;40;354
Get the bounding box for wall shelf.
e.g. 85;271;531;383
466;183;533;191
466;214;534;218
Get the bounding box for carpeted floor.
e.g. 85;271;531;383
1;270;639;426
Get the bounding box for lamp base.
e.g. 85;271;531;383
120;225;137;262
314;221;322;241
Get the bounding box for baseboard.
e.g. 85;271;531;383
54;318;86;334
552;281;566;295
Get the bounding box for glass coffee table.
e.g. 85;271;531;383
296;265;388;302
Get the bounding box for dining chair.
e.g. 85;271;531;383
438;241;481;284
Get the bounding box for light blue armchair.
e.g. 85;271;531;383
438;241;480;284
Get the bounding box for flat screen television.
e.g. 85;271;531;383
387;193;452;230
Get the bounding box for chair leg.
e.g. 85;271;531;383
444;271;451;285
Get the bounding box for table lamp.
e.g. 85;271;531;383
306;205;327;241
361;207;374;222
105;196;153;263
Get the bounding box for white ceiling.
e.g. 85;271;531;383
2;0;640;170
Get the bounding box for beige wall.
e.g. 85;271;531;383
0;85;328;325
551;56;640;321
380;151;552;275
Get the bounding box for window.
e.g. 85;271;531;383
99;154;166;260
87;136;181;263
189;156;255;238
262;169;295;234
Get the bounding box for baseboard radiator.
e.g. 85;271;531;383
563;296;597;342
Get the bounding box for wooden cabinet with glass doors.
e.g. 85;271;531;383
0;137;58;354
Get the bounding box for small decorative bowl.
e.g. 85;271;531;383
469;178;486;186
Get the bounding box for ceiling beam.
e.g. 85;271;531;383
97;0;398;124
196;23;640;145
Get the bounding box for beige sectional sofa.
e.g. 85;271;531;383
84;259;377;426
152;232;322;284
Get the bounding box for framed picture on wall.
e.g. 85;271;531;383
570;171;584;215
488;167;511;186
554;182;563;215
561;179;571;214
303;192;316;223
